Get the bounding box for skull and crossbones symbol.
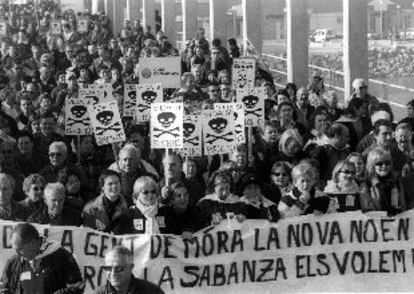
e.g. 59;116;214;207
95;110;122;136
242;95;262;118
183;122;199;145
124;90;136;110
153;112;180;138
206;117;234;144
67;105;89;126
137;90;157;112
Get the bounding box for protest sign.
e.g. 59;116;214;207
1;211;414;293
51;19;62;35
202;109;236;155
79;84;113;104
214;103;246;144
64;96;96;135
179;115;202;156
232;58;256;89
236;87;266;127
89;100;126;146
0;22;7;36
151;103;183;149
123;84;137;117
136;83;163;122
77;18;89;33
139;57;181;88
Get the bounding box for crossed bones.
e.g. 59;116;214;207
137;103;151;112
67;117;89;127
153;127;180;138
206;131;234;144
184;137;199;146
245;108;263;118
96;121;122;136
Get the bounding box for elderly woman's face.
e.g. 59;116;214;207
396;129;412;151
49;146;66;167
374;157;392;177
170;187;189;211
26;183;44;202
232;151;247;169
45;189;65;216
119;150;138;173
215;182;231;200
137;182;158;206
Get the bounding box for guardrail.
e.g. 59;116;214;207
261;53;414;114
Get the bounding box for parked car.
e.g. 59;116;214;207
310;29;336;42
399;28;414;40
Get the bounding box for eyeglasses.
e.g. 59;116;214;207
273;172;288;177
375;161;391;167
141;189;156;195
49;152;63;157
339;170;356;175
2;149;13;154
103;266;125;273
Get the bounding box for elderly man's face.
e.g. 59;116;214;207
49;146;67;167
105;252;133;289
119;150;138;173
40;118;55;136
396;129;412;151
44;189;65;216
0;177;13;206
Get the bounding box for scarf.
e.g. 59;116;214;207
135;200;160;234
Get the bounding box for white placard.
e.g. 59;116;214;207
202;109;236;155
77;18;89;33
123;84;137;117
136;83;163;122
232;58;256;89
151;103;183;149
215;102;246;144
139;57;181;88
179;115;202;156
64;96;97;135
89;100;126;146
236;87;266;128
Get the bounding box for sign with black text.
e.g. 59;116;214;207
151;103;183;149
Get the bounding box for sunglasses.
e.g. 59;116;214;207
2;149;13;154
49;152;63;157
141;189;156;195
375;161;391;167
103;266;125;273
273;172;288;177
31;186;42;191
339;170;356;175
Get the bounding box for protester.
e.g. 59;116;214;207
1;222;84;294
95;246;164;294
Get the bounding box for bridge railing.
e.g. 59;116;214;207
261;53;414;113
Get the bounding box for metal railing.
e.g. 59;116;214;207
261;53;414;119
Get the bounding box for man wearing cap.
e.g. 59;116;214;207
348;78;379;115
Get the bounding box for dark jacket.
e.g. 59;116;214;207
127;205;174;234
95;275;164;294
27;205;82;226
1;242;84;294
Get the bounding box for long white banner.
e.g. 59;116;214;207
1;210;414;293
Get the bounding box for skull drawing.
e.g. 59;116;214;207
141;90;157;104
71;105;87;118
183;123;195;137
242;95;259;109
96;110;114;126
157;112;176;128
208;117;227;134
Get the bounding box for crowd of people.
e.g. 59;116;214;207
0;0;413;292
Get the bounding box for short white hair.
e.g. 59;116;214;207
119;143;139;158
44;182;65;199
49;141;68;154
0;173;15;191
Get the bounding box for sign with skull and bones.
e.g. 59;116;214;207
88;100;126;146
64;96;97;135
202;109;236;155
237;87;266;128
176;115;202;157
79;84;112;104
123;84;137;117
214;103;246;144
151;103;183;149
136;83;163;122
232;58;256;89
139;57;181;88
